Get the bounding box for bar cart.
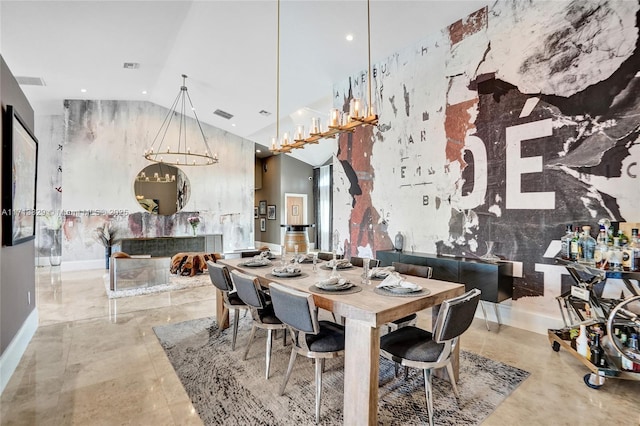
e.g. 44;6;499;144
548;260;640;389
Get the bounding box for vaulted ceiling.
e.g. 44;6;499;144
1;0;490;166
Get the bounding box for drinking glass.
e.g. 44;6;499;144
361;257;370;285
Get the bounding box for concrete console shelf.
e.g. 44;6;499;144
117;234;223;258
376;250;513;303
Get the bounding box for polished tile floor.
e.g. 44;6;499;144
1;267;639;425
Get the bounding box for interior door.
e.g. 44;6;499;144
286;196;304;225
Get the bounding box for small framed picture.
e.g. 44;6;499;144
259;200;267;216
260;217;266;232
254;207;258;219
292;205;299;217
267;205;276;220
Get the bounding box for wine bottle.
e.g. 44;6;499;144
621;332;637;371
570;227;580;261
560;224;573;259
629;228;639;272
590;332;604;367
580;226;596;266
595;225;608;269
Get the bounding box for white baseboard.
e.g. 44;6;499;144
60;259;105;272
0;308;39;394
475;301;561;335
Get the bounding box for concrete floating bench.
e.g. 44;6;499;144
109;256;171;291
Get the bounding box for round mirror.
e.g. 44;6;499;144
134;164;189;215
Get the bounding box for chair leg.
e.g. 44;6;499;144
231;309;240;351
315;358;325;424
243;324;257;361
266;329;273;379
445;362;460;401
280;348;298;395
423;368;434;426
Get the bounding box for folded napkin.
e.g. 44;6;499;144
368;266;395;279
292;253;315;263
326;258;352;268
317;276;351;289
376;272;421;291
272;265;301;274
260;250;273;259
242;256;271;266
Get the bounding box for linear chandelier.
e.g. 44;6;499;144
270;0;378;154
144;74;218;166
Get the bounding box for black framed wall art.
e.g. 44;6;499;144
2;105;38;246
267;205;276;220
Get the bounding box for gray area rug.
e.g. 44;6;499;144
154;316;529;425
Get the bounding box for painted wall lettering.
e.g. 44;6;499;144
505;119;555;210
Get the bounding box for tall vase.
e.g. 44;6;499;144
49;246;62;267
105;246;112;270
49;229;62;266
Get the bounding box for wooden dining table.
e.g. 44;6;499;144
217;256;465;426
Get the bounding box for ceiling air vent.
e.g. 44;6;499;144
16;76;46;86
123;62;140;69
213;109;234;120
259;110;271;117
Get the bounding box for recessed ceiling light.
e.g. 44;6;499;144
346;34;354;41
232;123;236;127
256;149;262;153
80;88;87;93
142;90;147;95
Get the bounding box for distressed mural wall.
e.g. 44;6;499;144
333;0;640;330
36;100;254;264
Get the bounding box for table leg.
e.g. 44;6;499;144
344;319;379;426
432;304;459;382
215;289;230;330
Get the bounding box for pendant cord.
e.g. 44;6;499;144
276;0;280;141
367;0;372;116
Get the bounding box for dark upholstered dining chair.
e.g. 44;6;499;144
230;270;287;379
269;282;345;425
349;256;380;268
316;252;343;261
241;250;263;258
392;261;433;279
389;262;433;330
380;288;481;426
206;261;248;351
